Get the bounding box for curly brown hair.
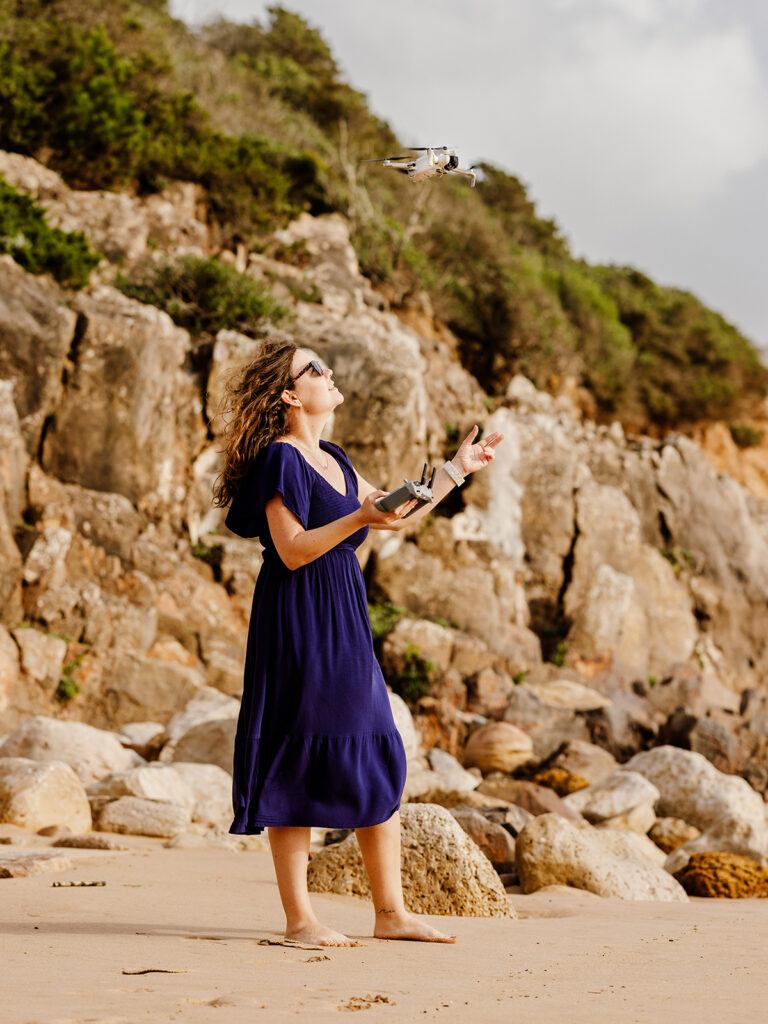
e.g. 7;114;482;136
211;339;298;508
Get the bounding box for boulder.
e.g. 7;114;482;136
564;770;660;833
307;803;513;917
522;679;611;712
673;852;768;898
564;477;697;680
388;690;420;761
546;739;619;784
103;650;207;728
41;285;202;512
477;778;583;823
463;722;534;774
162;687;240;745
531;767;591;796
624;746;766;832
0;757;91;833
648;817;701;854
516;813;688;901
11;627;67;691
86;764;196;814
170;762;233;827
118;722;165;760
503;685;591;760
0;256;77;454
0;716;138;785
664;814;768;875
427;747;480;793
164;718;237;774
92;795;190;838
449;805;516;873
0;849;74;878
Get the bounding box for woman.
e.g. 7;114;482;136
213;340;503;946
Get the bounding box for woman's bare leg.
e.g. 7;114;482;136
267;826;359;946
355;811;457;943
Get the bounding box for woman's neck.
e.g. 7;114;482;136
282;416;326;451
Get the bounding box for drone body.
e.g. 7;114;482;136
370;147;477;187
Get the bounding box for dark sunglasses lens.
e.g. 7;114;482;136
310;360;324;375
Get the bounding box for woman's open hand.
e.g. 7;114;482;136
357;490;417;528
453;425;504;476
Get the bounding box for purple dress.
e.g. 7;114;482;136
224;439;407;834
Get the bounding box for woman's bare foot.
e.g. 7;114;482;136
373;910;457;943
285;921;361;947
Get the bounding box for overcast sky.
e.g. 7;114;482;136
170;0;768;352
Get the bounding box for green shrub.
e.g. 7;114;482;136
392;642;435;705
116;255;286;336
729;423;764;448
0;175;99;287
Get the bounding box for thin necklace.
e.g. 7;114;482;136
288;438;329;469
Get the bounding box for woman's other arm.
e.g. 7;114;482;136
354;425;504;532
266;491;417;570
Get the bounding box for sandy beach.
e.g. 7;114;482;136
2;835;766;1024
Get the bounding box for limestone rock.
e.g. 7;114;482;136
52;834;129;850
564;770;660;833
118;722;165;760
162;686;240;746
564;477;697;680
673;851;768;898
0;625;20;715
41;285;202;512
169;762;233;827
0;256;77;454
86;764;196;814
0;757;91;833
427;747;480;793
12;627;67;690
531;767;591;797
516;813;688;901
664;814;768;875
648;817;701;854
0;849;74;878
104;650;207;728
307;803;513;917
0;716;138;786
547;739;619;784
93;795;190;838
522;679;611;712
477;778;584;823
624;746;765;832
449;805;516;872
388;690;420;761
463;722;534;774
165;718;237;774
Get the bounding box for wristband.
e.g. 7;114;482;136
443;460;465;487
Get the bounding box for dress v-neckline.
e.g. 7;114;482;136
274;440;349;498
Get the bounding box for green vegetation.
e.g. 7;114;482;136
661;547;694;575
192;538;224;574
0;0;765;430
549;640;569;668
367;600;407;658
391;642;436;705
117;255;286;336
729;423;764;448
0;175;99;287
56;649;88;702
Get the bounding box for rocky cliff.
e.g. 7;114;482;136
1;150;768;806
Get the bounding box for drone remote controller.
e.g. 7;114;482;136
374;463;437;518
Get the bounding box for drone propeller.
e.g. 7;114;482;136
364;155;414;163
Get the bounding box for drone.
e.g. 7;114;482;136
367;147;477;187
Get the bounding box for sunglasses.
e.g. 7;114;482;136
293;358;324;382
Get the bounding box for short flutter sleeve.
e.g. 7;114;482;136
224;443;312;540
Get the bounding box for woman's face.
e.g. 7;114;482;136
285;349;344;415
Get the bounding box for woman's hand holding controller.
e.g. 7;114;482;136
357;490;417;527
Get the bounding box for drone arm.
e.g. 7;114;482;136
447;167;477;187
